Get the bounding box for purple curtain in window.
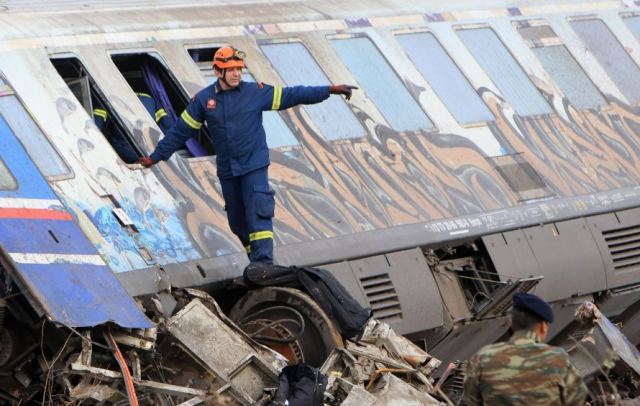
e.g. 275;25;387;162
142;59;208;157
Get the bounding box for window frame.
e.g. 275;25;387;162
327;31;437;132
0;70;74;181
107;47;216;159
258;37;368;144
392;27;494;128
454;23;553;117
49;51;147;166
512;18;609;112
566;14;640;106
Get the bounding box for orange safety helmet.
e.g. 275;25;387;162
213;46;245;70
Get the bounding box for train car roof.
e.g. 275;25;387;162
0;0;624;41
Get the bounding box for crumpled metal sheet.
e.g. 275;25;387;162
571;301;640;378
369;374;442;406
322;319;446;405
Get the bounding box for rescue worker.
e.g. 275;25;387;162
464;292;588;406
136;46;356;264
93;93;173;163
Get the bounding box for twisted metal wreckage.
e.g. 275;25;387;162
2;258;640;405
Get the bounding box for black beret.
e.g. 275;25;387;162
513;292;553;323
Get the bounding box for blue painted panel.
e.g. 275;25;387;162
0;96;70;178
572;19;640;105
0;114;56;199
331;36;433;131
458;28;552;116
17;263;152;328
0;95;152;328
0;219;98;255
261;42;366;140
531;45;606;109
396;32;494;125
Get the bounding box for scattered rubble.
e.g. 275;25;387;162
321;319;450;405
5;287;640;405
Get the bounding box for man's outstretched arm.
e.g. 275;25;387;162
260;84;358;111
137;101;204;167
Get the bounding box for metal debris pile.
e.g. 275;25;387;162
321;319;450;405
569;301;640;405
57;289;289;405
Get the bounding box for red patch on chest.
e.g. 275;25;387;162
207;99;217;109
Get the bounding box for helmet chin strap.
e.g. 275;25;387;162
220;68;232;88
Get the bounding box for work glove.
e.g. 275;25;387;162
137;156;154;168
329;84;358;100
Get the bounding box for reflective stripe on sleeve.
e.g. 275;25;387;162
155;108;168;122
93;109;108;120
180;110;203;130
249;231;274;241
271;86;282;110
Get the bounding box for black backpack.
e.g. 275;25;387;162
268;364;327;406
244;263;371;338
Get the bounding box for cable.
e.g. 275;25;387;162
106;329;139;406
238;306;306;343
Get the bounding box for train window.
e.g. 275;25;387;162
111;52;214;157
396;32;494;125
516;24;606;110
0;158;17;190
186;46;299;148
111;52;215;158
457;27;552;116
0;96;71;177
261;41;366;141
50;56;143;164
624;16;640;42
571;18;640;105
330;36;433;131
187;47;217;83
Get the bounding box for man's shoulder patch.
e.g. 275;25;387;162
207;99;217;109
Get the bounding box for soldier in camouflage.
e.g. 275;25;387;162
463;292;588;405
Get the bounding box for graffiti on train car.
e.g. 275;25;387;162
163;87;640;252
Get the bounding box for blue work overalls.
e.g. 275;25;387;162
93;93;173;163
150;81;330;263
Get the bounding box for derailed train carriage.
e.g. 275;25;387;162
1;0;640;402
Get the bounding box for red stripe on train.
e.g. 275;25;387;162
0;208;73;221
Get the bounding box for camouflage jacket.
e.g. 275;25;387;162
463;330;588;405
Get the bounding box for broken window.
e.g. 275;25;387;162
396;32;494;125
571;18;640;105
0;158;17;190
188;47;218;83
187;46;299;149
516;22;607;110
0;95;70;178
330;35;434;131
50;56;142;164
261;41;366;141
457;27;552;116
111;52;214;157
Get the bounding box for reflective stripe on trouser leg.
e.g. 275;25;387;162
240;166;275;264
249;231;273;263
